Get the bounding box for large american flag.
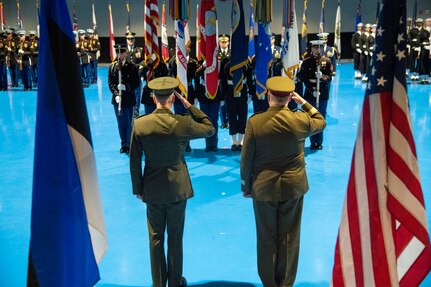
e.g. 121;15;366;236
331;0;431;286
144;0;160;78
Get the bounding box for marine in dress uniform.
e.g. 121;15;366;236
0;32;8;90
108;44;140;153
6;29;19;87
28;31;39;88
86;29;101;84
296;40;333;150
17;30;32;91
130;77;215;287
240;76;326;287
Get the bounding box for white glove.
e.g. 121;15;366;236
370;52;373;56
414;47;420;52
356;48;362;53
194;98;199;105
315;70;323;79
115;96;121;103
18;49;24;54
117;83;126;91
364;51;369;56
220;100;225;106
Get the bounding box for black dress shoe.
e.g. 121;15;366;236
179;276;187;287
236;144;242;151
124;146;130;154
310;144;317;150
231;144;238;151
317;144;323;150
120;147;126;153
185;145;192;152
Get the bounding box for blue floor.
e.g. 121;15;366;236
0;63;430;287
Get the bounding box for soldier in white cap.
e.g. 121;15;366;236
418;18;431;84
17;30;32;91
86;28;100;84
76;29;90;87
351;22;363;79
408;18;423;81
130;76;214;287
28;30;38;87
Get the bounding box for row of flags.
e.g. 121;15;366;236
27;0;431;285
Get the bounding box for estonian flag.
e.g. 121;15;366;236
27;0;107;286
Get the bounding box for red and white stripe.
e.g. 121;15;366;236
331;79;431;287
108;3;116;62
175;20;188;98
144;0;160;72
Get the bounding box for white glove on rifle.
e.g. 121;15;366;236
117;84;126;91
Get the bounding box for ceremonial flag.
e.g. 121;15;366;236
92;1;97;33
230;0;247;95
255;22;272;98
202;0;219;99
144;0;160;76
412;0;417;24
161;3;169;63
334;0;341;56
108;3;116;62
184;20;191;51
196;3;202;60
281;0;299;79
0;1;6;31
27;0;108;286
198;1;207;61
248;1;255;62
175;20;188;97
331;0;431;286
126;1;131;33
72;1;78;31
36;0;40;37
17;0;23;29
300;0;307;58
355;0;362;29
319;0;325;33
375;0;381;24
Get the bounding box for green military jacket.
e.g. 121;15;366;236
130;106;215;204
240;102;326;201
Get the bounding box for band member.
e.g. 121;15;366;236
17;30;32;91
28;31;39;88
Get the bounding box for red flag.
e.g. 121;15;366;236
161;3;169;63
201;0;218;99
108;3;116;62
144;0;160;79
331;0;431;286
198;1;206;61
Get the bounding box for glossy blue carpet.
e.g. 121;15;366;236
0;63;430;286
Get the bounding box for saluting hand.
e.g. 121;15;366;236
291;92;307;106
174;91;192;109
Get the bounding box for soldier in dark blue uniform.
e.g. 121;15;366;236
108;44;140;154
76;29;90;88
0;32;8;91
140;56;169;115
17;30;32;91
296;40;333;150
218;35;230;129
408;19;423;81
125;32;144;116
351;23;363;79
6;29;19;87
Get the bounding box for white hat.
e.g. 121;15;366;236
310;40;326;46
86;29;94;34
17;30;26;36
365;23;371;28
357;22;363;27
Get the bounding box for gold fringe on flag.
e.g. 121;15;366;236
253;0;272;23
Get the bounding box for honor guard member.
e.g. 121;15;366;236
351;22;363;79
125;31;144;116
418;18;431;84
17;30;32;91
296;39;332;150
269;33;283;77
318;32;337;75
130;77;215;287
218;34;230;129
6;29;19;87
108;44;140;154
408;18;423;81
240;76;326;287
359;24;370;81
0;31;8;90
76;29;90;87
364;24;376;82
86;29;100;84
140;55;169;114
28;31;38;88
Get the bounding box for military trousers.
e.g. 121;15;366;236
200;101;220;149
253;196;304;287
146;200;187;287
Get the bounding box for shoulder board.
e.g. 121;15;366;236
290;108;304;113
135;113;149;120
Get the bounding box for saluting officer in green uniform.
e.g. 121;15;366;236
130;77;215;287
240;76;326;287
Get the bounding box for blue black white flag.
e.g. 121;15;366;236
255;22;272;98
27;0;107;286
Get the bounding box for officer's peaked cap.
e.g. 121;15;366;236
266;76;295;97
148;77;179;96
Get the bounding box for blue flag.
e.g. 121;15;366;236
27;0;107;286
248;1;255;62
255;22;272;98
230;0;248;95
